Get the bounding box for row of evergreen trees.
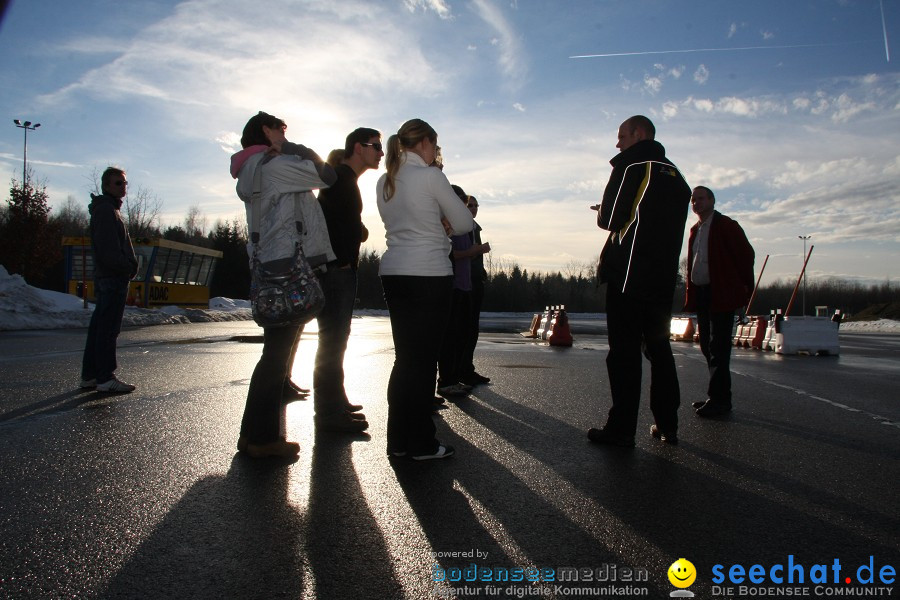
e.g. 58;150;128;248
2;178;898;317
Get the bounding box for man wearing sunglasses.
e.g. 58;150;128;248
80;167;139;393
313;128;383;432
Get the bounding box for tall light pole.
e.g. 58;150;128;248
799;235;812;316
13;119;41;186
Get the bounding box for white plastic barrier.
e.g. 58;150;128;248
775;316;840;355
670;317;695;342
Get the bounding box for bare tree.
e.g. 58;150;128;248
563;260;585;280
183;204;207;239
86;166;106;196
122;185;162;238
51;195;90;236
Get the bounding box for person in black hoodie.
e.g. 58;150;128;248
588;116;691;447
80;167;139;393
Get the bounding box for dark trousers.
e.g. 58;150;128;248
81;276;129;384
459;282;483;378
438;288;473;386
241;324;301;444
604;283;680;435
695;285;735;406
381;275;452;455
314;267;357;416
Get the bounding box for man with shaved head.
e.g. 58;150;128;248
588;115;691;447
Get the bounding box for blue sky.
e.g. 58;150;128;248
1;0;897;288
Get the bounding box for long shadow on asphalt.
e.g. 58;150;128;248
306;432;403;599
102;437;403;600
390;433;670;598
413;387;900;596
103;456;308;599
0;388;109;424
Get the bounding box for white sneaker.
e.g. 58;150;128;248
412;445;455;461
96;378;136;393
79;378;97;389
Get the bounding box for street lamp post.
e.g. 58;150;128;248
13;119;41;186
799;235;812;316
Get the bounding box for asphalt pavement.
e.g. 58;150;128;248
0;316;897;600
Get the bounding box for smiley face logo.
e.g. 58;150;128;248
668;558;696;588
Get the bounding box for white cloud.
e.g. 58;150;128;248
761;30;774;40
692;98;714;112
37;1;444;122
643;75;663;94
831;93;877;123
216;132;241;154
0;153;80;169
512;103;526;112
471;0;528;89
715;96;786;117
811;98;830;115
622;63;687;95
790;78;889;123
404;0;452;19
772;158;871;188
728;23;737;38
685;164;758;190
884;155;900;177
694;64;709;85
740;180;900;244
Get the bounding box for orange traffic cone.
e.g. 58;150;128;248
548;305;573;347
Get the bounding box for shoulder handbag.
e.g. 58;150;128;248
248;158;326;327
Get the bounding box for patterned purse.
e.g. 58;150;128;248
248;158;325;327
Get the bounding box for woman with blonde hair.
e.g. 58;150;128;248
376;118;473;460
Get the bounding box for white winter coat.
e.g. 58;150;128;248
234;151;336;268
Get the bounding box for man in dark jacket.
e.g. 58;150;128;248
312;127;382;433
684;186;755;417
80;167;138;393
588;115;691;446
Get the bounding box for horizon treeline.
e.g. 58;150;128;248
3;177;898;317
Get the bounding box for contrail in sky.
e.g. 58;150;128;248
569;41;869;59
881;0;891;62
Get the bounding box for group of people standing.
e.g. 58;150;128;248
78;112;752;461
589;115;755;448
229;115;490;460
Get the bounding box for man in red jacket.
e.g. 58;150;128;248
684;186;755;417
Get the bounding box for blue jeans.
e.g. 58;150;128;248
313;267;357;416
381;275;452;455
81;276;129;384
